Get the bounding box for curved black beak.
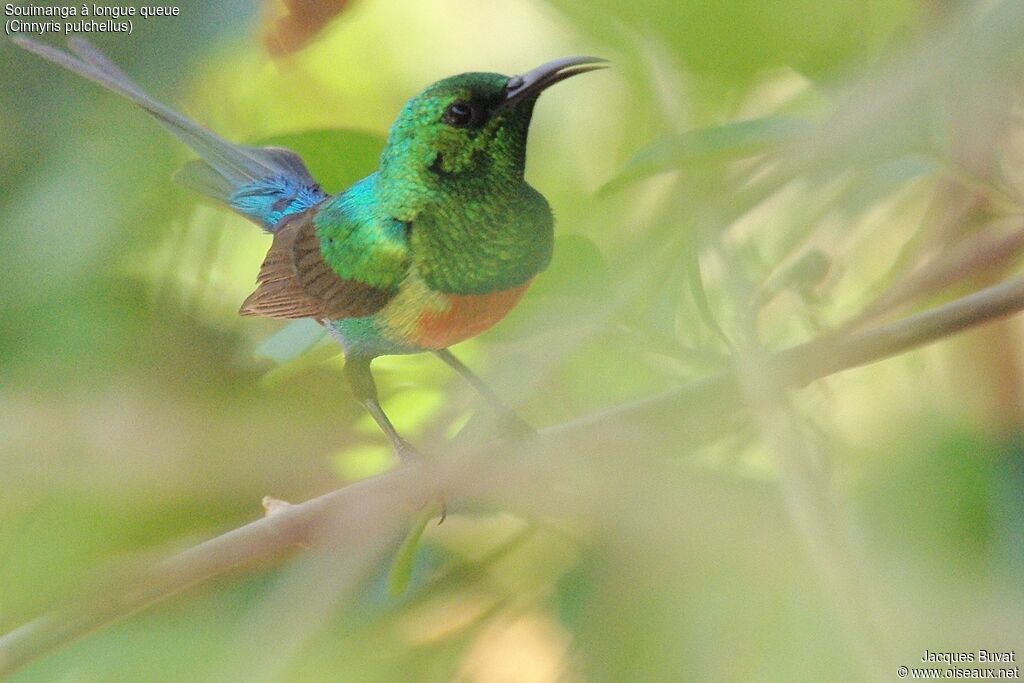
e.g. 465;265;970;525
500;56;607;109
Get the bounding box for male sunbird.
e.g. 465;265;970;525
15;37;604;462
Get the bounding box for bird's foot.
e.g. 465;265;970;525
392;439;447;524
394;438;427;465
498;413;538;444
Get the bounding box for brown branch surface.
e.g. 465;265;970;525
4;272;1024;677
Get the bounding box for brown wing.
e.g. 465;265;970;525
239;211;394;320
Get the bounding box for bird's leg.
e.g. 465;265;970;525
433;349;536;440
344;357;446;523
343;357;423;464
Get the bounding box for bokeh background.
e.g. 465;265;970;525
2;0;1023;681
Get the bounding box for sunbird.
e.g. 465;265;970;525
15;37;604;462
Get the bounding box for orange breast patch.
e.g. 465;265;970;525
415;281;531;349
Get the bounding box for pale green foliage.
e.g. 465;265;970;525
2;0;1023;681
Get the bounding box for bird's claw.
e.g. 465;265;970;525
393;440;448;524
394;439;427;465
499;413;538;444
435;498;447;525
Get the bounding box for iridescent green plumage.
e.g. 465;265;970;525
15;37;604;466
372;72;556;295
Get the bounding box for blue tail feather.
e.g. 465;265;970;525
13;37;326;232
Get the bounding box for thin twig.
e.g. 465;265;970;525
4;272;1024;676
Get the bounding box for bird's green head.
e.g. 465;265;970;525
377;56;605;220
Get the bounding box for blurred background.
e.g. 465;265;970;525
2;0;1023;680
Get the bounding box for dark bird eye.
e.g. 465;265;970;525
443;101;479;127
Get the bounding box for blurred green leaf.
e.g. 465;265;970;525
529;234;612;302
603;117;813;194
331;443;394;481
686;242;734;350
545;0;917;84
756;249;831;307
555;559;596;631
257;129;386;194
258;340;341;387
856;426;1000;571
387;506;437;596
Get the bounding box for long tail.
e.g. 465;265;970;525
12;37;325;231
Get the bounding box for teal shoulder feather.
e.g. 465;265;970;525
240;176;408;320
314;175;411;291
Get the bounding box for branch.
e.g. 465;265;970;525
574;272;1024;439
4;272;1024;676
0;465;432;676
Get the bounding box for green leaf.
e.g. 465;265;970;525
604;117;813;194
543;0;918;85
685;242;733;350
331;444;394;481
387;505;438;596
756;249;831;308
529;234;612;302
256;129;386;194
